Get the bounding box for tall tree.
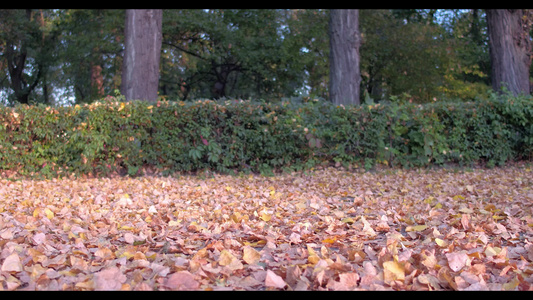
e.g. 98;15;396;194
0;9;54;105
328;9;361;106
59;9;124;104
160;9;298;101
486;9;532;96
121;9;162;102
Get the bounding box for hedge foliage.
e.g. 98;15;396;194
1;92;532;178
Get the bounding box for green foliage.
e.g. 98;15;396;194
0;9;510;107
161;9;307;101
1;91;532;179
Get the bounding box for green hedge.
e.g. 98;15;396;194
1;92;532;178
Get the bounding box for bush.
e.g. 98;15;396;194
0;91;531;178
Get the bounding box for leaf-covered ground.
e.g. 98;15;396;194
1;163;533;290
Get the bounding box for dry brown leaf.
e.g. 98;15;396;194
1;252;23;272
265;270;287;289
163;271;199;291
242;246;261;265
93;267;127;291
0;164;532;290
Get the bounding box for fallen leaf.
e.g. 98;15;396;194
406;224;428;232
259;211;271;222
341;217;355;224
446;252;469;272
265;270;287;289
417;273;441;290
434;238;448;248
93;267;127;291
338;272;360;289
0;163;530;291
383;260;405;283
44;207;54;220
218;249;243;271
1;228;14;239
484;246;501;257
1;252;23;272
242;246;261;265
124;232;135;244
163;271;199;291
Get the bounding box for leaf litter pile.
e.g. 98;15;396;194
1;163;533;291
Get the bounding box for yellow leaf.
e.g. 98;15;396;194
484;246;501;257
322;237;337;244
118;102;125;111
218;249;243;271
243;246;261;265
44;208;54;220
231;212;246;223
341;217;355;224
116;250;135;260
147;105;153;110
307;245;320;265
259;212;271;222
33;208;41;218
383;260;405;282
243;239;267;247
406;225;428;232
308;255;320;265
192;248;208;261
435;238;448;247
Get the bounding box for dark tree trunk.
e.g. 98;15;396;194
91;62;104;99
329;9;362;106
5;9;43;104
486;9;532;96
121;9;163;102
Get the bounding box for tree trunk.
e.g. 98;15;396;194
5;9;43;104
121;9;162;102
329;9;362;106
91;62;104;99
486;9;532;96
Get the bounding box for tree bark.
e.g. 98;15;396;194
486;9;532;96
121;9;162;102
91;62;104;98
5;9;43;104
329;9;362;106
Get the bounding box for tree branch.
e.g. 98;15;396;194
162;41;208;61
